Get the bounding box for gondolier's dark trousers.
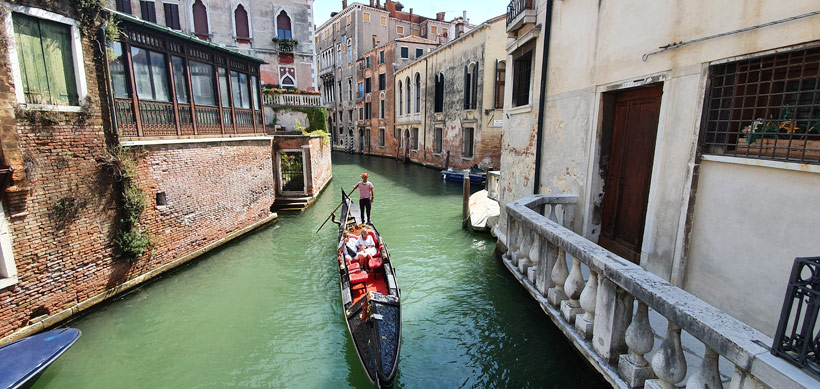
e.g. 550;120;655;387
359;198;371;223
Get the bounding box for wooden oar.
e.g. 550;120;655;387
315;199;345;234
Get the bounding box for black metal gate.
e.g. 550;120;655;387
280;152;304;192
773;256;820;377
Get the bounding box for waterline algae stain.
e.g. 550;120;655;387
34;152;605;388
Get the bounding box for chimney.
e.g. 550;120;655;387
370;0;374;6
376;0;381;7
462;10;467;22
342;0;347;9
436;12;445;21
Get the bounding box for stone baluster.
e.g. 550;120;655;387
508;221;521;265
560;256;585;324
515;226;532;269
526;233;540;283
593;278;632;364
646;322;687;389
535;239;557;296
686;346;722;389
618;301;655;387
547;247;569;307
575;270;597;339
547;203;558;222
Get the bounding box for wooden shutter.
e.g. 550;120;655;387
192;0;209;35
116;0;132;14
40;19;77;105
13;14;77;105
13;14;50;104
164;3;180;30
140;1;157;23
463;66;470;109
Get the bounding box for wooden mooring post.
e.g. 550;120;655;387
462;173;470;229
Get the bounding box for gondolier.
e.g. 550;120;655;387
351;173;375;224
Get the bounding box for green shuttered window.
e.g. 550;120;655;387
12;12;78;106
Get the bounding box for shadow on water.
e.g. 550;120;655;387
34;151;606;389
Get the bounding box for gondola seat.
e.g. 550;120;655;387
349;269;368;284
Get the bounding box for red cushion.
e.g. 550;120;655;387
368;256;383;270
348;262;361;271
349;269;368;284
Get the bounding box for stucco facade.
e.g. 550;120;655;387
110;0;317;90
394;16;506;170
315;1;459;152
497;0;820;337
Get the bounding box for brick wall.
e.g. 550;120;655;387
308;137;332;195
0;1;278;342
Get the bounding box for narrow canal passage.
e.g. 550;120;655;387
35;152;605;388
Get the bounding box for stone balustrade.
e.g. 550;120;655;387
503;194;818;388
262;93;321;107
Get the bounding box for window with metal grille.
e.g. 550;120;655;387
702;47;820;164
512;50;532;107
434;127;443;154
140;1;156;23
462;127;474;158
164;3;181;30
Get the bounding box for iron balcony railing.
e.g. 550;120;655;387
773;256;820;377
507;0;534;25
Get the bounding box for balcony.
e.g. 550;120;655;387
503;194;819;388
263;93;321;107
507;0;536;34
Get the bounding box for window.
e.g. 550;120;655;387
702;47;820;164
513;50;532;107
171;56;188;103
398;81;403;114
380;99;385;118
414;73;420;113
348;79;352;100
131;46;170;102
235;5;250;39
11;12;80;106
400;46;408;58
434;72;444;112
164;3;181;30
462;127;474;157
230;70;250;109
140;1;156;23
380;16;386;26
379;128;385;146
416;48;423;58
116;0;131;14
349;109;353;122
378;73;385;91
365;77;371;93
357;82;364;98
365;56;371;68
379;50;385;64
434;127;442;153
277;11;292;39
338;81;342;101
189;60;216;105
337;43;343;65
412;28;419;37
347;39;353;61
397;25;404;34
494;60;506;109
411;128;419;150
109;43;129;99
464;63;477;109
364;12;370;22
192;0;209;36
358;107;363;120
405;76;411;115
346;14;351;25
365;128;371;147
251;75;259;109
394;127;400;141
431;26;437;34
365;102;371;119
218;67;230;107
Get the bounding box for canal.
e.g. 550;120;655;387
35;152;605;388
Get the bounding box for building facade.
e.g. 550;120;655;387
110;0;317;90
499;0;820;344
315;0;457;151
394;16;506;170
0;1;277;342
353;37;438;156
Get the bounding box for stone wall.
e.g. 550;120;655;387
273;134;331;196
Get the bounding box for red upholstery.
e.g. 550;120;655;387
368;255;383;270
348;262;361;271
349;269;368;284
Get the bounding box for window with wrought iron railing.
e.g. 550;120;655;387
702;47;820;164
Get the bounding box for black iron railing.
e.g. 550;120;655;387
507;0;534;25
773;256;820;377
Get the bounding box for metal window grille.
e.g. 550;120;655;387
702;47;820;164
772;256;820;377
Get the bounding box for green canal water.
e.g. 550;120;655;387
34;152;605;388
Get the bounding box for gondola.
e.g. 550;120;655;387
333;189;400;388
0;327;81;388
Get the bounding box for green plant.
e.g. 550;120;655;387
295;119;329;146
15;106;62;129
102;146;152;262
272;37;298;52
114;227;151;260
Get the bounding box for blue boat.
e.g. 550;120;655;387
0;328;81;388
440;168;486;184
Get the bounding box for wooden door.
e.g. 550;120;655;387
598;85;663;263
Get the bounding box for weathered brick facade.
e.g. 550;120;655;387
0;1;278;342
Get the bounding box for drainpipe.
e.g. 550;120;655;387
533;0;554;195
